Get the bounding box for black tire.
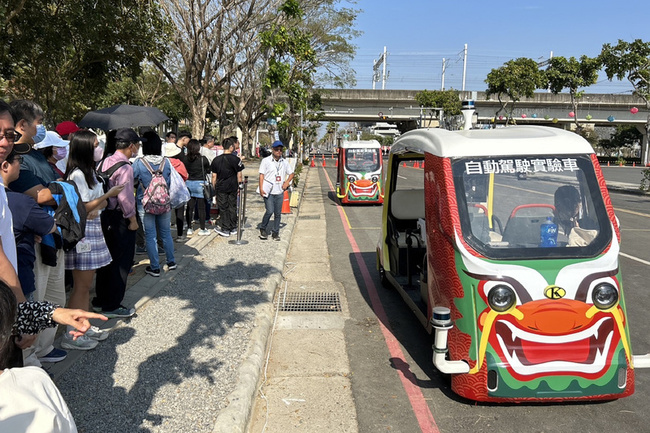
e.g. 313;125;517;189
379;265;392;290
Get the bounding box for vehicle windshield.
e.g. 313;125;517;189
345;148;381;173
452;155;612;259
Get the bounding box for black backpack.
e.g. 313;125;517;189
96;160;129;194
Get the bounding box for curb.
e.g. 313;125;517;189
211;168;309;433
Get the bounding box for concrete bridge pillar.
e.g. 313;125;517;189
636;124;649;166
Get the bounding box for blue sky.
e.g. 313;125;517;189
347;1;650;94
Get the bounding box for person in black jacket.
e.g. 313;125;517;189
211;137;244;237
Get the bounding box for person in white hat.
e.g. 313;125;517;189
33;131;69;178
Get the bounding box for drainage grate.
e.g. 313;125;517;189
299;214;321;220
276;292;342;312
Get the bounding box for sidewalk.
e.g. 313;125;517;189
47;160;306;433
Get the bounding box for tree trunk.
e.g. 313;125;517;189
189;100;208;139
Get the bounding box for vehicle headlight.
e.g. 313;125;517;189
488;285;516;312
347;175;357;183
592;283;618;310
371;175;379;183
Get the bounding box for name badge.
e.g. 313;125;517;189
76;238;91;253
276;175;282;182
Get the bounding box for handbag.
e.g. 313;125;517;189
169;160;190;209
201;156;215;200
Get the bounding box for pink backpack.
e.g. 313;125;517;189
141;158;171;215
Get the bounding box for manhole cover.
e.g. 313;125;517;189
276;292;342;312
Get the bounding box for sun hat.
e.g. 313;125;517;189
164;142;182;157
33;131;69;150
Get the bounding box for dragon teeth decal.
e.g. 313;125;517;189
495;317;615;375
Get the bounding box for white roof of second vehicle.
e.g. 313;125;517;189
340;139;381;149
390;126;595;158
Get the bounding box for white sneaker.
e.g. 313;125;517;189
198;229;211;236
61;333;98;351
187;229;194;236
85;326;109;341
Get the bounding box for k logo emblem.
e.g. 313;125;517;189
544;285;566;300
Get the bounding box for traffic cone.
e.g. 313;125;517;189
633;161;636;167
282;190;291;214
402;162;406;168
607;161;610;166
335;158;338;167
322;157;326;167
413;161;419;168
310;157;315;167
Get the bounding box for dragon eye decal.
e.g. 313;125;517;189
488;285;517;312
592;283;618;310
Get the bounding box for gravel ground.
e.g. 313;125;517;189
55;173;294;433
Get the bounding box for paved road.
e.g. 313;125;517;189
318;163;650;433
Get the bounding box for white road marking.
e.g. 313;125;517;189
620;252;650;266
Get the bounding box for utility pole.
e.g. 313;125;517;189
462;44;468;92
373;47;388;90
441;58;447;91
382;46;388;90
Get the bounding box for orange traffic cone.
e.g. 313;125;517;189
402;162;406;168
335;158;338;167
322;158;326;167
282;190;291;214
413;161;419;168
607;161;610;166
633;161;636;167
310;157;315;167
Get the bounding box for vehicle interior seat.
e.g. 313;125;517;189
388;189;425;277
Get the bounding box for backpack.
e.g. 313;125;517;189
141;158;171;215
47;181;87;252
96;160;129;194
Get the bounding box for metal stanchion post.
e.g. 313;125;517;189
242;176;250;228
229;178;249;245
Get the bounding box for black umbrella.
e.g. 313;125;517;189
78;104;169;130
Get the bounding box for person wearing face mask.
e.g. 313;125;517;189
63;130;124;349
93;128;142;319
7;100;70;367
33;131;68;179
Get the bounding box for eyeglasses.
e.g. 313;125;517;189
0;130;16;143
273;147;283;151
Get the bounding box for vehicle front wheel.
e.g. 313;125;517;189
379;265;392;290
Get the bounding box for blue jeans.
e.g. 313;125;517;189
143;210;175;270
261;193;283;234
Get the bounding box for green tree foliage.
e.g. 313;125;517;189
545;55;600;130
95;64;189;124
600;39;650;108
414;89;462;126
610;125;643;147
485;58;545;125
1;0;169;124
600;39;650;164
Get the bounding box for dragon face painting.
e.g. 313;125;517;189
454;235;633;399
347;177;381;200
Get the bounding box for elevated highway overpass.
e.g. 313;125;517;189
318;89;649;130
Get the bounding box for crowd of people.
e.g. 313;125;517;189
0;97;297;431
